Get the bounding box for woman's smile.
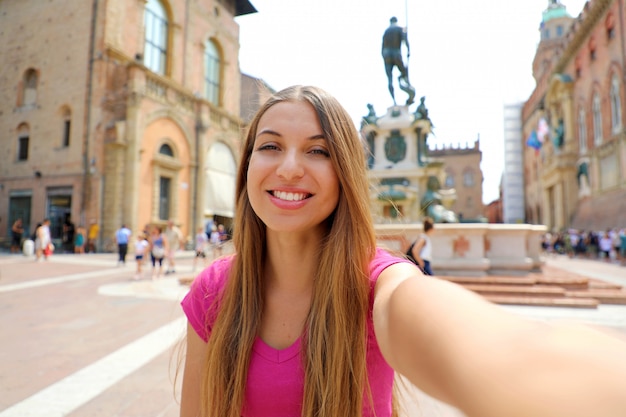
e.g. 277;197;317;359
247;100;339;234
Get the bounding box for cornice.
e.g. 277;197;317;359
554;0;614;73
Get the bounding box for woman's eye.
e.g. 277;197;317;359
310;148;330;157
257;143;279;151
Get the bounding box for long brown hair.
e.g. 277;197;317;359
201;86;377;417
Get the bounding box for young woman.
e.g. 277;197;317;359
180;86;626;417
405;216;435;275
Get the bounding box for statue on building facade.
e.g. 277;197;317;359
382;17;416;106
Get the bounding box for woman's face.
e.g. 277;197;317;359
247;100;340;235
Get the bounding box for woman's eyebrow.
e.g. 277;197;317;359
256;128;281;138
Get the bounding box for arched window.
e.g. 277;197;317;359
144;0;168;75
444;172;455;188
578;108;587;154
159;143;174;156
610;75;622;133
592;93;603;145
17;123;30;161
204;39;221;106
23;69;38;106
463;170;474;187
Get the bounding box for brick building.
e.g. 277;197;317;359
522;0;626;231
428;139;485;221
0;0;256;250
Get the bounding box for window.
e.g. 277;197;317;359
444;173;455;188
204;39;221;105
592;93;603;145
578;108;587;154
144;0;168;75
22;69;38;107
556;25;563;37
463;170;474;187
610;75;622;133
159;176;171;220
62;108;71;147
17;124;29;161
159;143;174;156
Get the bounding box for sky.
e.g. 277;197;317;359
235;0;588;204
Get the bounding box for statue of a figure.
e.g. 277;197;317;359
421;176;458;223
362;103;378;126
413;96;429;121
382;17;415;106
553;118;564;148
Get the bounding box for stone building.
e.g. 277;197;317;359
522;0;626;231
429;140;485;221
0;0;256;250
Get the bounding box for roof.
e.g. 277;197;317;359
236;0;257;16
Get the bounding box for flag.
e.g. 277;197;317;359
526;130;541;150
537;118;549;143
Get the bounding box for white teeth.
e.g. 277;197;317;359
273;191;307;201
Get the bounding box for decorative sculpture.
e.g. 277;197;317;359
382;17;415;106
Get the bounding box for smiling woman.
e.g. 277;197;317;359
179;85;626;417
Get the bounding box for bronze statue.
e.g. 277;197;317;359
382;17;415;106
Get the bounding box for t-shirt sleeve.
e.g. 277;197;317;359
369;247;412;282
181;255;234;342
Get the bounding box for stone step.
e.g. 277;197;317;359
565;290;626;305
462;284;567;298
483;295;599;309
441;276;537;286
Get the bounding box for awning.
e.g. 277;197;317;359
205;142;236;218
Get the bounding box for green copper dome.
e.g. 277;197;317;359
542;2;570;23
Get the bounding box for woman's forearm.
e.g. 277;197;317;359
376;275;626;417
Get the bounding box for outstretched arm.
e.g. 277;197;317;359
180;322;208;417
373;262;626;417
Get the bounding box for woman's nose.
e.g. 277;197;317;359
276;150;304;180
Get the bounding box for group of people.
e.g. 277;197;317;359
542;228;626;261
116;220;181;280
10;216;99;258
192;223;229;271
178;85;626;417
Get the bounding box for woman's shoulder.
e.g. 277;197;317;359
190;254;236;293
370;247;411;281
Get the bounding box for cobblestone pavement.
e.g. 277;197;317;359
0;250;624;417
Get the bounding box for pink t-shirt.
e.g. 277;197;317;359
181;248;409;417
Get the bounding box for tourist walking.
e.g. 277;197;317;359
192;226;209;272
164;220;184;275
34;219;52;261
115;224;131;265
10;218;24;254
149;226;167;279
133;231;150;279
74;225;86;254
405;216;435;275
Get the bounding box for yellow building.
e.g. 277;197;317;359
0;0;256;250
523;0;626;231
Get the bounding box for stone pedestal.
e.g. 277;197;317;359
362;104;449;223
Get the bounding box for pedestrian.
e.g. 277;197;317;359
405;216;435;275
179;85;626;417
114;224;131;265
599;230;613;261
209;224;223;260
62;215;75;253
133;231;150;280
87;220;99;253
10;218;24;254
34;218;52;261
192;226;209;272
149;226;167;279
164;219;184;275
74;225;86;254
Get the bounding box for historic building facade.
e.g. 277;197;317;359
522;0;626;231
429;140;484;221
0;0;255;250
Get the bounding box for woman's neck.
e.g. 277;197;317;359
264;230;323;292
